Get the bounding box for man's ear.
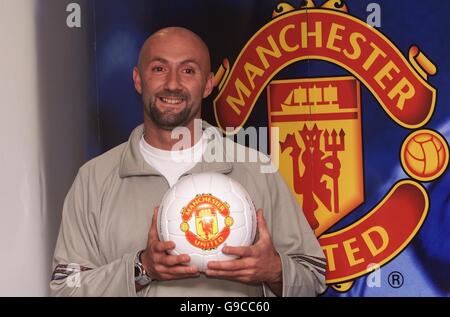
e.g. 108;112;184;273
133;67;142;94
202;72;215;99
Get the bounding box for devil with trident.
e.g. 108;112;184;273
281;124;345;230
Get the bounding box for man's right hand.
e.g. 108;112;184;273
140;207;199;282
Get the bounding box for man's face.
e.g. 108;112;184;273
134;30;214;130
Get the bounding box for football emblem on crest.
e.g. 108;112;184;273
157;172;257;272
401;129;449;182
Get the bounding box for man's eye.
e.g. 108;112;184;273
182;68;195;74
152;66;164;72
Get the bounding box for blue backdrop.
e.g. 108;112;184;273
92;0;449;296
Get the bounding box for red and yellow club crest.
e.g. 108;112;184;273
269;76;364;236
180;194;234;251
212;1;449;291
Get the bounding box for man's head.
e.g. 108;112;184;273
133;27;214;131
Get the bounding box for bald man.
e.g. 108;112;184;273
50;27;326;297
133;27;214;148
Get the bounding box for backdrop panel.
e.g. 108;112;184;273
93;0;449;296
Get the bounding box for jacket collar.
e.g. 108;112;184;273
119;121;233;178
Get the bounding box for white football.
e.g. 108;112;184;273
157;172;257;272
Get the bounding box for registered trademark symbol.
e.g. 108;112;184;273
388;271;404;288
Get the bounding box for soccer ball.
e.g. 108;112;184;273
401;129;449;182
157;172;257;272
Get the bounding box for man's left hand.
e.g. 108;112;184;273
205;209;282;295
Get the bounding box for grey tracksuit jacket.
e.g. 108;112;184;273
50;122;326;297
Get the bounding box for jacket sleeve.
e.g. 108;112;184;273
49;170;138;297
263;172;327;297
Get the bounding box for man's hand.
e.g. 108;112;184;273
140;208;199;282
205;209;283;296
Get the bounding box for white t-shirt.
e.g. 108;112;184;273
139;134;205;187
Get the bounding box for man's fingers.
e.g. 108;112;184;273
156;264;199;276
159;272;200;281
160;254;191;267
166;265;199;275
207;258;248;271
205;269;253;278
148;207;159;241
256;209;270;240
222;245;252;257
152;240;175;253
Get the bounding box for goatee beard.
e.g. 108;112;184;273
145;99;192;131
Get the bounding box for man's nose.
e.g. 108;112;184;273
165;69;181;91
